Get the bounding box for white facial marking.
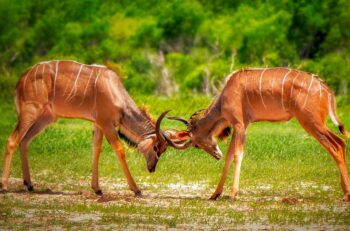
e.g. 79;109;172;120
319;80;322;99
259;68;268;109
215;144;223;157
155;151;159;160
281;69;292;110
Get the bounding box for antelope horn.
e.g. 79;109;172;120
166;116;189;126
156;110;192;150
163;135;192;149
155;110;171;144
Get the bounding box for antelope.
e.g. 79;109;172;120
1;60;183;196
167;68;350;202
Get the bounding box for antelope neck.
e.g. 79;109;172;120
196;96;223;134
119;104;155;145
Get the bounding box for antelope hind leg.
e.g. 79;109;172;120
91;125;104;195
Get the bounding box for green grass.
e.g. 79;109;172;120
0;95;350;230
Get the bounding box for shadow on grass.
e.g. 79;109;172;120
0;186;307;205
95;193;211;203
0;188;81;196
0;186;237;202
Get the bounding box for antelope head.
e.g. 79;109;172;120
166;110;230;160
138;111;191;172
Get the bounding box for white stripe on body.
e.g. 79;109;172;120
259;69;268;109
319;80;323;100
294;78;306;107
281;69;292;110
289;71;300;99
53;61;60;99
244;75;254;109
106;73;115;103
23;67;32;90
270;72;275;92
65;64;84;102
93;69;102;110
302;74;314;108
33;65;39;95
41;64;46;86
79;69;95;106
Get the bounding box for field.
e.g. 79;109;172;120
0;95;350;230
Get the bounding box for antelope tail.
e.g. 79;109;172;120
328;93;349;138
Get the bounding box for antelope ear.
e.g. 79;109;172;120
176;131;192;140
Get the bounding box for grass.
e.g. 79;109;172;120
0;95;350;230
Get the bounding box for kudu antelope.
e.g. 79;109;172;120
168;68;350;202
1;60;182;195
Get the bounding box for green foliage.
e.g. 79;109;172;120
184;65;206;92
302;52;350;95
166;52;193;82
0;0;349;97
131;17;162;48
157;0;204;40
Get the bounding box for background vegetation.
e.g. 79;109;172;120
0;0;350;99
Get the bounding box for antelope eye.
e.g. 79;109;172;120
153;145;159;152
194;145;199;148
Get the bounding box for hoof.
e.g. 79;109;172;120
230;189;239;199
27;185;34;192
0;183;7;193
134;190;142;197
342;194;350;203
24;181;34;192
95;190;103;196
209;193;221;201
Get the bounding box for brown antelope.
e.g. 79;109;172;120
168;68;350;202
1;60;182;196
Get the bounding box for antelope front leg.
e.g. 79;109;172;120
209;141;234;200
103;128;141;196
210;124;246;200
91;125;103;195
231;151;244;198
